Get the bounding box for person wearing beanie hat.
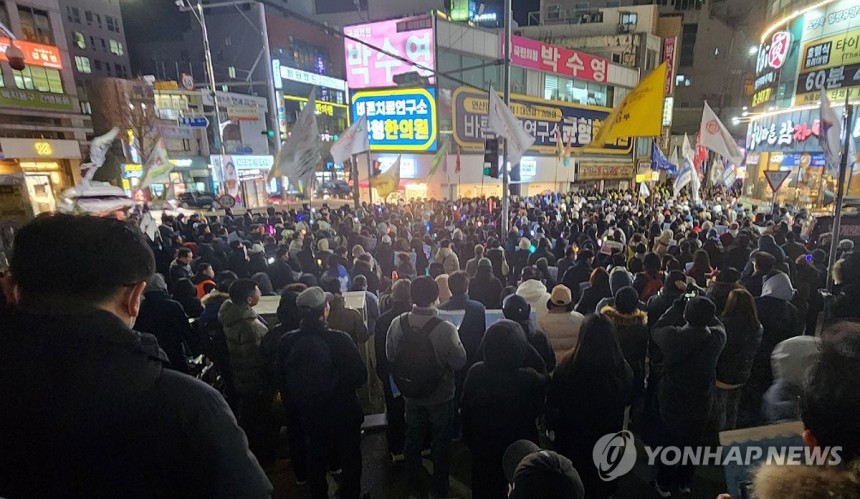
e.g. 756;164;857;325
277;285;367;498
538;285;585;363
596;266;645;313
651;296;726;495
461;320;548;499
503;440;585;499
600;286;649;412
503;294;556;372
738;272;804;427
762;335;821;424
469;258;504;309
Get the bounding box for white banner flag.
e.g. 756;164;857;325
82;127;120;182
699;101;743;167
139;138;172;189
709;158;725;185
639;181;650;198
270;88;321;182
820;94;843;177
487;86;535;167
330;115;369;165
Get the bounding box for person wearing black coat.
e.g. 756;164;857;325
468;259;504;309
226;242;251;278
706;267;742;315
575;267;612;315
373;279;413;458
738;272;803;428
601;287;649;418
528;238;557;266
724;233;753;275
135;274;195;373
297;238;321;277
461;320;547;499
267;247;298;292
561;250;595;304
172;278;204;319
555;246;577;282
351;255;380;295
277;287;367;499
502;294;556;372
547;314;633;498
375;236;395;279
651;297;726;495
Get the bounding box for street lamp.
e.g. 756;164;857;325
175;0;226;155
0;22;26;70
748;46;759;55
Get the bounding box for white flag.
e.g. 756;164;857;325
673;161;693;194
139;139;172;189
487;86;534;167
709;158;725;185
699;101;743;167
82;127;120;182
639;181;650;198
690;163;702;205
682;133;695;165
820;94;843;177
270;88;321;182
669;146;679;171
330;115;369;165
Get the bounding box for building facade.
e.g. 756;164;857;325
0;0;90;215
57;0;130;114
744;0;860;206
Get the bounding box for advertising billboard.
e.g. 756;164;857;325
451;86;630;155
508;35;609;84
344;16;435;89
793;0;860;104
351;87;437;152
0;38;62;70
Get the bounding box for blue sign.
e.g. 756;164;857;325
178;116;209;128
351;87;437;152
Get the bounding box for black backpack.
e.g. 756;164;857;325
392;315;444;399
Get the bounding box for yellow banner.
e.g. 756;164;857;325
800;29;860;72
593;62;667;145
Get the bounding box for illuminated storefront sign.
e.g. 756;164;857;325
343;16;435;89
794;27;860;104
283;95;348;117
451;86;630;155
746;107;860;152
351;87;437;151
279;65;347;92
0;38;62;69
210;155;274;171
578;163;635;181
508;35;609;84
0;88;73;111
662;37;677;95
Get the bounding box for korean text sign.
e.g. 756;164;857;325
451;86;629;155
351;87;437;152
0;38;62;70
344;17;435;89
507;35;608;84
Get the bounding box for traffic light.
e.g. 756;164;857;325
483;138;499;178
262;129;275;138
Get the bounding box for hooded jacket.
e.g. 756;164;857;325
757;235;786;265
516;279;551;317
762;336;820;424
460;320;547;458
752;459;860;498
200;290;230;325
218;300;270;396
601;305;649;397
596;268;645;312
434;246;461;275
0;309;272;498
469;266;504;309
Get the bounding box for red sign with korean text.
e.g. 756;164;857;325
662;37;677;95
0;38;62;70
507;35;608;84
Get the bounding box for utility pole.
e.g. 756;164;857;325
500;0;512;238
259;2;280;154
196;1;226;155
827;103;854;292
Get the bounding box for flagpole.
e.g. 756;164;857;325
366;149;373;206
500;0;512;239
350;155;360;211
827;102;853;293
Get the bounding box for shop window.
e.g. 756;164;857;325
75;56;91;74
74;32;86;49
18;6;54;44
14;66;63;94
109;39;123;56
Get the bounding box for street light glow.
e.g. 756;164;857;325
748;46;758;55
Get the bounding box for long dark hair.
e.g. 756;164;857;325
722;288;760;330
557;314;631;392
691;249;711;272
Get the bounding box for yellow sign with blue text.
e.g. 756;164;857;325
351;87;437;152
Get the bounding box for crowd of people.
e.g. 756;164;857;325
2;185;860;498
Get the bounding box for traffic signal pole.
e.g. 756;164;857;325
500;0;512;239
